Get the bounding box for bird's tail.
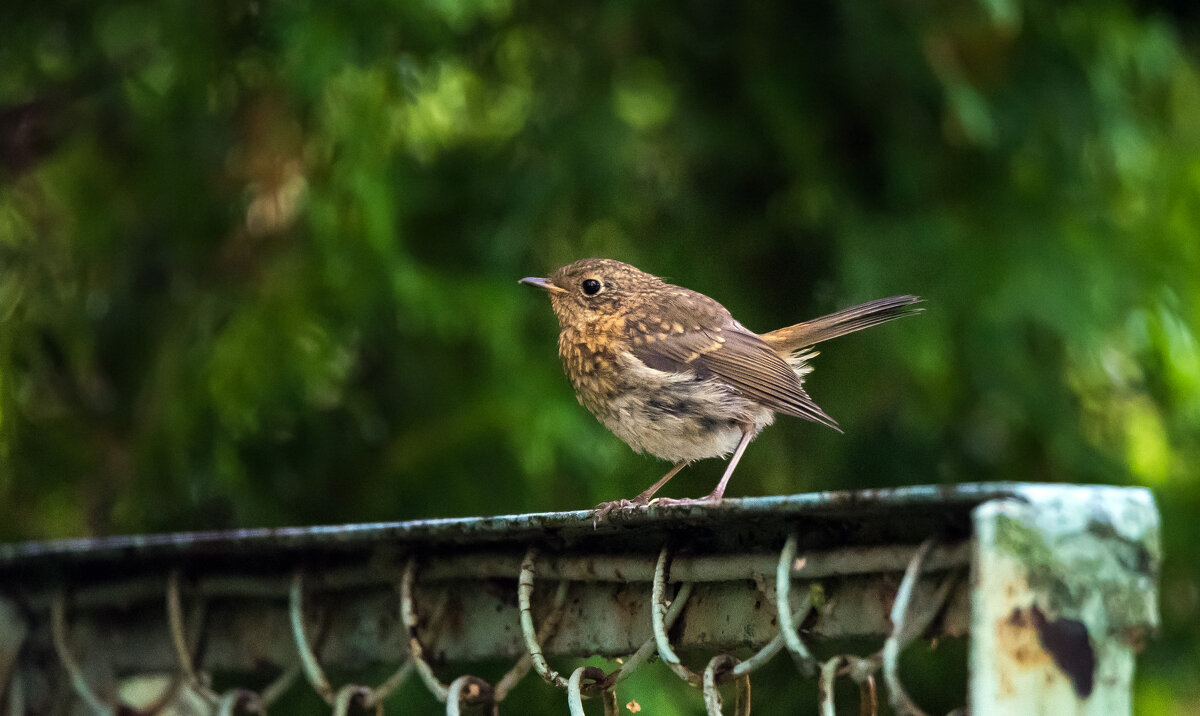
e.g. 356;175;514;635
761;295;923;352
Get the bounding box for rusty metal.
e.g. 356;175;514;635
1;542;971;616
0;483;1160;715
0;484;1025;570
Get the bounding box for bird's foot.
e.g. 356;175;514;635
592;493;724;527
592;498;650;527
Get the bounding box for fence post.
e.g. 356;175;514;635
970;486;1160;715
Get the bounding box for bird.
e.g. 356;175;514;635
520;258;921;521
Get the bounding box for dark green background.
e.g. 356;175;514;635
1;0;1197;712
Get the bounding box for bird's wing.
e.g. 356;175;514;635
627;292;840;431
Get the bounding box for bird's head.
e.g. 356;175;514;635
520;258;663;329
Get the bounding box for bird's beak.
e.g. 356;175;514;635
519;276;567;294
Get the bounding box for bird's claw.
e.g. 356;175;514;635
592;494;723;527
592;498;647;527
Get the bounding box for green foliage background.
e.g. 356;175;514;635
1;0;1198;712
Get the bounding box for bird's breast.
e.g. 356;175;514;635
557;324;622;406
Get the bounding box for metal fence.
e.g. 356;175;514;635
0;483;1160;715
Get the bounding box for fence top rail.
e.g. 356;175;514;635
0;483;1154;579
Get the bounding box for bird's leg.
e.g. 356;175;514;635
703;425;755;501
593;461;687;524
651;425;755;507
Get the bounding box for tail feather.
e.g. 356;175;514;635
761;295;923;352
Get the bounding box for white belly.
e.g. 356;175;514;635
589;351;775;463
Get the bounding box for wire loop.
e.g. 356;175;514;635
53;589;182;715
826;654;882;716
216;689;265;715
732;575;785;678
289;569;335;702
614;580;692;685
730;632;783;679
166;571;218;706
401;556;452;701
333;684;382;716
50;591;117;716
516;546;571;690
497;571;567;701
290;569;413;709
445;675;497;716
259;665;302;709
775;533;817;676
562;574;698;712
168;571;299;713
882;538;954;716
818;656;841;716
702;655;750;716
651;545;701;686
566;666;618;716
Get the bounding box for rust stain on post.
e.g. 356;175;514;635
996;605;1095;700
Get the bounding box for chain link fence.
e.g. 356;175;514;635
0;484;1159;715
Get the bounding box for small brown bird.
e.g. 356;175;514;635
521;258;921;520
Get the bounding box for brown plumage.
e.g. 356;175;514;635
521;258;922;521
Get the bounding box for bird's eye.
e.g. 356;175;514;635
581;278;602;296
